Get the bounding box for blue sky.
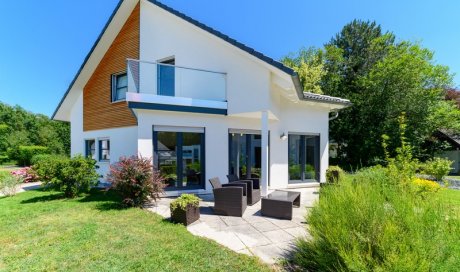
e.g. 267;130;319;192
0;0;459;116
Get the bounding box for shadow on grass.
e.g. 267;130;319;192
79;189;127;211
20;191;65;204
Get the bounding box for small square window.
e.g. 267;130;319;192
112;73;128;102
99;139;110;161
85;139;96;160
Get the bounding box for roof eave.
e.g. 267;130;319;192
51;0;125;120
291;73;352;109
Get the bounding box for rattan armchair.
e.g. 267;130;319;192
227;174;261;205
209;177;247;217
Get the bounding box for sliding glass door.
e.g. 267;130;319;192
288;134;320;183
229;131;264;179
154;129;205;190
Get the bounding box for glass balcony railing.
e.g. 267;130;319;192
126;59;227;102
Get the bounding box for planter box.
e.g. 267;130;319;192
170;204;200;226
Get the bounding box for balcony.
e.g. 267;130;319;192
126;59;227;114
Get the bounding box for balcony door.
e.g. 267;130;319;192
153;126;205;191
157;58;175;96
288;134;320;184
229;130;266;180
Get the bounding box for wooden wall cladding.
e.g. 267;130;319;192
83;3;139;131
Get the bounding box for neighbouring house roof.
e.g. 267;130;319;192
436;129;460;149
52;0;350;120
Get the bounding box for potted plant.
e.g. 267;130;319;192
170;194;200;225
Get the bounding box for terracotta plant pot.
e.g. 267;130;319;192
171;204;200;226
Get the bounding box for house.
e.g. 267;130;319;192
434;130;460;174
52;0;351;195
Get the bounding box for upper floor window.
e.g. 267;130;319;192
99;139;110;162
112;72;128;102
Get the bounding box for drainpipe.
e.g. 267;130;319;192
329;110;339;121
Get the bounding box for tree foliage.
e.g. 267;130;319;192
281;47;325;94
283;20;459;168
0;102;70;163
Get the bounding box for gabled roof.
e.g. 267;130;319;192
147;0;294;75
147;0;351;108
52;0;350;120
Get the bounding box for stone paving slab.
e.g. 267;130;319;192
146;187;319;264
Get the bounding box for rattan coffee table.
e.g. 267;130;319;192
261;190;301;220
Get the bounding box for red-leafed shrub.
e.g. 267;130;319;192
107;156;165;207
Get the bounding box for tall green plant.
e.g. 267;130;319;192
382;113;419;186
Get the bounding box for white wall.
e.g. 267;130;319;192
139;0;271;115
438;150;460;174
136;102;330;191
69;93;138;178
68;0;333;188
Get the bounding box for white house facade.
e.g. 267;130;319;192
53;0;351;196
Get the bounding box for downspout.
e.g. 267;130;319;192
329;110;339;121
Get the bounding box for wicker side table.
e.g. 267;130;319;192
261;190;301;220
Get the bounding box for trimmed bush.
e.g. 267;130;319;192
326;165;345;183
58;155;99;198
107;156;165;207
421;157;453;181
33;154;99;198
0;171;22;196
10;145;49;166
32;154;68;183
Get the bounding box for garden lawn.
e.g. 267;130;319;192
0;189;271;272
440;188;460;207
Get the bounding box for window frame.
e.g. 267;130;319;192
84;139;96;160
153;125;205;191
98;139;110;162
288;133;320;183
111;71;128;102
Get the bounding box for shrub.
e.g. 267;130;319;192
32;154;68;183
326;165;345;183
412;178;441;195
0;172;22;196
107;156;165;207
170;194;200;211
34;154;99;198
10;167;39;183
293;168;460;271
58;155;99;198
0;155;9;165
421;157;453;181
292;115;460;271
10;145;49;166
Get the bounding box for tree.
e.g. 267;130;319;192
0;101;70;163
281;47;325;94
283;20;459;168
445;88;460;108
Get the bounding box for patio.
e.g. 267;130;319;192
145;187;319;264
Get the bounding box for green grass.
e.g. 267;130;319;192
447;175;460;180
0;189;271;272
439;188;460;206
0;166;21;174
